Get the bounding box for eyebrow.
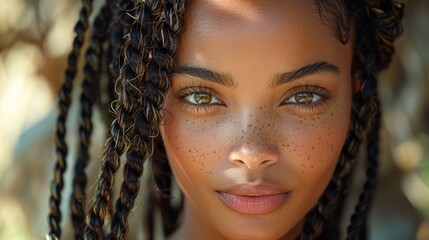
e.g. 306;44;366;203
175;61;340;88
175;66;236;88
270;61;340;87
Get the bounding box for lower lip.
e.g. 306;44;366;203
216;191;291;215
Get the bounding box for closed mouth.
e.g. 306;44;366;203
216;184;291;215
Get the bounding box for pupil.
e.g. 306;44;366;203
194;93;211;104
295;93;313;103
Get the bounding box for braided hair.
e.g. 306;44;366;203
46;0;404;239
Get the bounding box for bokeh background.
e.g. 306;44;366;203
0;0;428;239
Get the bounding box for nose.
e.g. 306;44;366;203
228;127;279;170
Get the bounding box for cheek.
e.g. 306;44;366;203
161;116;223;178
283;106;351;189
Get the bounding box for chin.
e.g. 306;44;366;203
222;229;286;240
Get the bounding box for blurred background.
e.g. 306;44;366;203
0;0;428;239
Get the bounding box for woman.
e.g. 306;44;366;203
47;0;404;239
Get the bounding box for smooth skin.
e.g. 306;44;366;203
160;0;353;239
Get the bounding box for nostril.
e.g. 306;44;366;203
261;159;271;165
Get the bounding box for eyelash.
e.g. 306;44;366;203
175;85;333;114
175;86;225;114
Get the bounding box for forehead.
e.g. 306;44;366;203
176;0;350;71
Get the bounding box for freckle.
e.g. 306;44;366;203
209;171;213;174
213;150;216;153
299;120;302;123
331;113;334;116
176;147;179;150
189;149;192;153
312;147;315;149
302;171;305;173
311;165;314;168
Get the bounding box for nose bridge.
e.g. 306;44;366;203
228;111;279;170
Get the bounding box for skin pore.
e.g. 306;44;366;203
160;1;353;239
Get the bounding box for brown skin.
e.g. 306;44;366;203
160;1;353;239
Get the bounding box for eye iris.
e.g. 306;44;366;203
194;93;212;104
295;93;314;104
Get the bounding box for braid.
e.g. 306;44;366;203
108;2;189;238
47;0;93;238
345;1;404;239
346;98;380;240
147;138;183;238
298;1;404;239
106;3;161;239
84;1;136;238
70;3;111;237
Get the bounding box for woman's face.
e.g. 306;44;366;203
160;0;353;239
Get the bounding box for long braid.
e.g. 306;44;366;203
345;0;404;239
148;138;183;238
84;2;137;237
47;0;93;238
345;1;404;237
108;2;189;238
298;1;404;239
346;97;380;240
70;4;111;237
143;138;172;240
106;2;161;238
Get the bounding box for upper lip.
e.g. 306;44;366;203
218;182;288;196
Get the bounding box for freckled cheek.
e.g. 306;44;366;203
161;119;223;176
281;114;349;177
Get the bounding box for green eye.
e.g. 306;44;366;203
287;92;321;104
185;93;221;105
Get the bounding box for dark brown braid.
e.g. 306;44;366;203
106;1;188;239
298;1;404;239
145;137;183;239
344;1;404;239
70;3;111;237
84;2;137;238
47;0;93;238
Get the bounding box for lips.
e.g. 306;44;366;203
216;183;291;215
